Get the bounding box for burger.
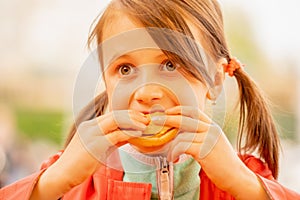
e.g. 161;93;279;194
128;112;178;152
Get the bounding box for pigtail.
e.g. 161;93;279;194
64;91;108;147
234;68;280;179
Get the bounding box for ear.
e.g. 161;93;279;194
206;58;227;101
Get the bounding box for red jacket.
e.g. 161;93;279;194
1;152;300;200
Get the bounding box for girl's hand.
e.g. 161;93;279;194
153;106;268;200
30;110;149;200
153;106;217;162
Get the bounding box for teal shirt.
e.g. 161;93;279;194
119;146;201;199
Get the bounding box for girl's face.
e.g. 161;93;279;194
102;12;209;114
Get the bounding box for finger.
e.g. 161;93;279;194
92;110;149;133
167;132;206;161
121;130;143;137
167;141;201;162
168;125;222;161
128;110;150;124
114;110;150;130
185;143;202;160
173;132;206;143
77;128;141;165
180;131;221;161
106;130;142;145
111;110;150;130
77;131;114;164
152;114;210;133
167;125;222;161
198;125;222;159
165;106;211;123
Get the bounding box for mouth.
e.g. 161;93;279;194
141;110;165;115
141;104;166;115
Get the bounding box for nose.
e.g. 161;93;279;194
133;84;164;105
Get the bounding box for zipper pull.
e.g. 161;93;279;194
157;157;174;200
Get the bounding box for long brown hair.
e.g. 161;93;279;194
66;0;280;178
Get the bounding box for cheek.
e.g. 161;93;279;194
105;78;138;111
191;83;208;110
104;78;118;111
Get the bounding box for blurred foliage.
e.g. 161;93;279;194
221;108;297;144
274;112;297;140
224;7;269;76
223;7;297;141
15;107;64;145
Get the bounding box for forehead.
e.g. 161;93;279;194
100;11;158;66
102;11;143;42
101;30;161;69
101;12;207;62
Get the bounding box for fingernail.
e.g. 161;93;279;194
151;116;166;125
137;123;147;130
165;110;171;114
124;130;142;137
165;108;173;114
133;131;142;137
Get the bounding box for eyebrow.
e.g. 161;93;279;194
111;54;131;61
109;50;167;63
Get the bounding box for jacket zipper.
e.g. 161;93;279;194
156;157;174;200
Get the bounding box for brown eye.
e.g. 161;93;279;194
162;60;177;71
118;64;133;76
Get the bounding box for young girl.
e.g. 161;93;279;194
1;0;300;199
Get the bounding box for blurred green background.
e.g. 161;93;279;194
15;108;63;144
